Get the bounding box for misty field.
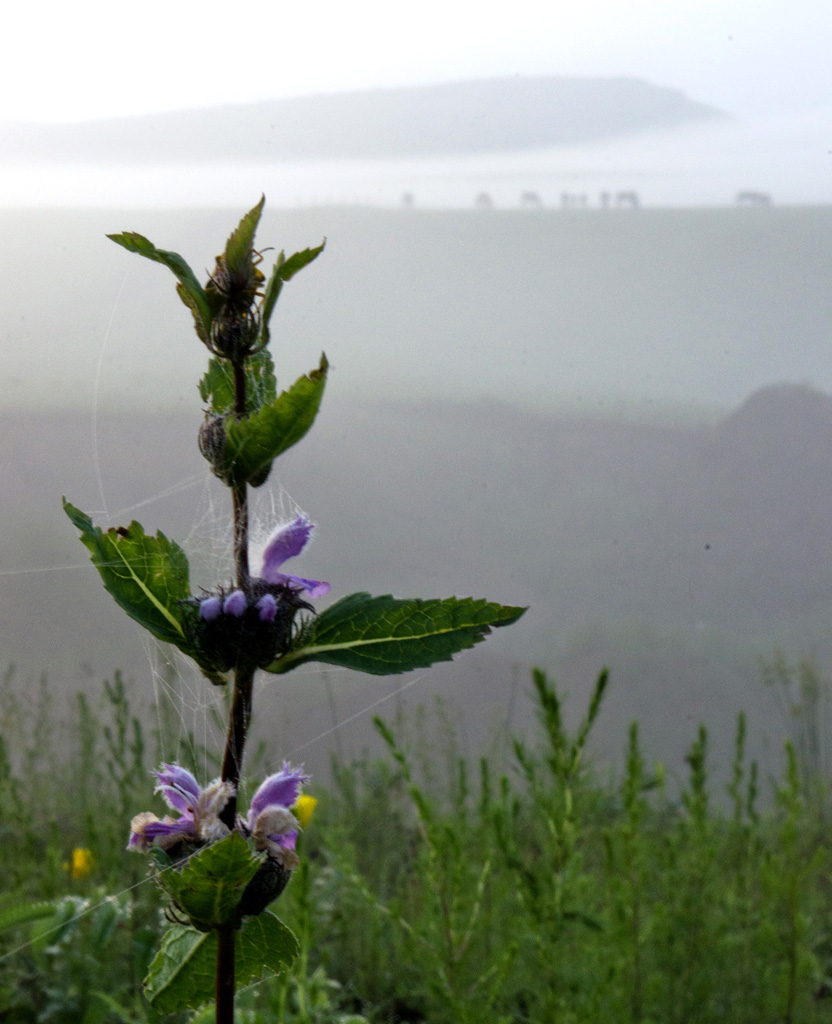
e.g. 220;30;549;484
4;205;832;412
1;664;831;1023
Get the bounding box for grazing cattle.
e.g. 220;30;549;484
520;190;544;208
736;190;772;206
616;191;640;209
560;192;588;209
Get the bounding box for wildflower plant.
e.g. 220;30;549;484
63;198;525;1022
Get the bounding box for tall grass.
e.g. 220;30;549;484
1;664;831;1022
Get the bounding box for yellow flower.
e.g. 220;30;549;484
292;794;317;829
63;847;93;880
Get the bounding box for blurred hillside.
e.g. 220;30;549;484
3;383;831;779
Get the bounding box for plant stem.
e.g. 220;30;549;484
216;925;236;1022
232;484;251;592
222;355;254;813
232;361;251;591
215;358;252;1024
220;666;255;826
215;662;254;1024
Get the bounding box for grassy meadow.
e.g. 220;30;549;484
1;664;831;1023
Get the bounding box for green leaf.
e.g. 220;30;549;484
63;499;190;647
260;241;325;348
224;196;265;276
237;911;299;977
107;231;213;341
157;833;263;930
144;912;299;1014
143;925;212;1013
270;594;527;676
0;900;59;935
223;354;328;486
198;351;277;417
224;193;266;276
279;242;326;282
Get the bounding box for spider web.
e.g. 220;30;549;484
0;256;436;965
137;476;335;784
0;448;428;965
80;261;414;786
94;415;425;782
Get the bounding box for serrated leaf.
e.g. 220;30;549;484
224;196;265;277
144;912;298;1014
237;911;299;978
157;833;263;929
176;283;213;345
143;925;212;1013
63;499;190;646
198;351;277;417
259;241;325;348
107;231;212;340
269;594;527;676
223;354;328;486
277;243;326;282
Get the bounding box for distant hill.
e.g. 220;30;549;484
0;77;727;164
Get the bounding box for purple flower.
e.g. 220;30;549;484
260;516;329;598
243;763;309;870
248;763;308;821
223;589;247;617
256;593;277;622
128;764;234;853
128;762;311;872
154;763;201;813
199;596;222;621
195;515;329;623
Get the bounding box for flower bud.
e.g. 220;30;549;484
256;593;277;622
237;857;293;917
198;414;228;480
199;596;222;621
223;590;247;617
185;584;306;674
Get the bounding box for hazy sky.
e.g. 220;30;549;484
3;0;830;123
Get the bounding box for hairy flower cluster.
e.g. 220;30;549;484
190;515;329;674
199;514;329;619
199;589;278;623
129;762;310;871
